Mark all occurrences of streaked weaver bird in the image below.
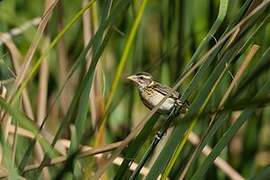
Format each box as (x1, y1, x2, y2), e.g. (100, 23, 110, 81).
(127, 72, 189, 115)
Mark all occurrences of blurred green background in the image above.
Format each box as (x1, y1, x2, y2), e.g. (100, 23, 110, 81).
(0, 0, 270, 179)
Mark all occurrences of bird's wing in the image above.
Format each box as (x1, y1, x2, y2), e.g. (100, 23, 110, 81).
(150, 82, 190, 113)
(151, 83, 180, 99)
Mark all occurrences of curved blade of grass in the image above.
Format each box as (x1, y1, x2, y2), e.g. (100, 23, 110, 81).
(67, 0, 134, 158)
(36, 28, 111, 178)
(186, 44, 266, 179)
(237, 44, 270, 95)
(35, 30, 106, 178)
(94, 0, 150, 177)
(18, 2, 132, 173)
(117, 0, 229, 177)
(145, 29, 249, 179)
(190, 78, 270, 180)
(161, 63, 228, 179)
(10, 0, 59, 97)
(163, 39, 260, 180)
(19, 1, 117, 172)
(96, 0, 149, 142)
(179, 15, 269, 179)
(146, 1, 270, 178)
(187, 0, 228, 66)
(97, 1, 270, 178)
(68, 0, 112, 156)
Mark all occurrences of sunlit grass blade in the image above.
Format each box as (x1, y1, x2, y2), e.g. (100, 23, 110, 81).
(96, 0, 149, 140)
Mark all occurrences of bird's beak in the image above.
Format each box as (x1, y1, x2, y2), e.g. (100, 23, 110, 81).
(127, 75, 137, 82)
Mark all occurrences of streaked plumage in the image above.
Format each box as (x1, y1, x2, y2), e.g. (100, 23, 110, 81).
(0, 83, 7, 118)
(0, 83, 7, 99)
(127, 72, 189, 114)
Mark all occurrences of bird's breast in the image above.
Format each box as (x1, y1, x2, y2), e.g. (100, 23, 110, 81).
(139, 88, 175, 113)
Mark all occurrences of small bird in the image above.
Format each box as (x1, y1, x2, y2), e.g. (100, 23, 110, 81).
(127, 72, 189, 114)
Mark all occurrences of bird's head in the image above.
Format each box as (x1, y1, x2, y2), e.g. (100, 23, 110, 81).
(127, 72, 154, 88)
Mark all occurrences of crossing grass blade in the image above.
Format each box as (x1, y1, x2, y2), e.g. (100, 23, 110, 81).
(191, 77, 270, 179)
(146, 1, 270, 179)
(178, 15, 270, 179)
(16, 1, 98, 174)
(96, 0, 149, 145)
(0, 97, 55, 154)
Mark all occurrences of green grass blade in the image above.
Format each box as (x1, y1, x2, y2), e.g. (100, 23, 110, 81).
(191, 78, 270, 180)
(249, 165, 270, 180)
(161, 66, 227, 179)
(113, 114, 159, 179)
(98, 0, 149, 135)
(11, 0, 96, 105)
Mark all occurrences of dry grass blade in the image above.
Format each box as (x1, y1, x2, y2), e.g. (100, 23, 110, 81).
(0, 34, 50, 178)
(3, 123, 244, 179)
(9, 0, 59, 100)
(0, 123, 151, 179)
(37, 38, 49, 126)
(82, 0, 96, 127)
(0, 17, 41, 46)
(0, 34, 50, 179)
(220, 44, 260, 106)
(82, 0, 102, 130)
(8, 125, 66, 156)
(56, 1, 71, 115)
(0, 137, 122, 178)
(2, 40, 35, 120)
(35, 31, 50, 178)
(188, 132, 244, 180)
(0, 6, 58, 169)
(0, 38, 26, 154)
